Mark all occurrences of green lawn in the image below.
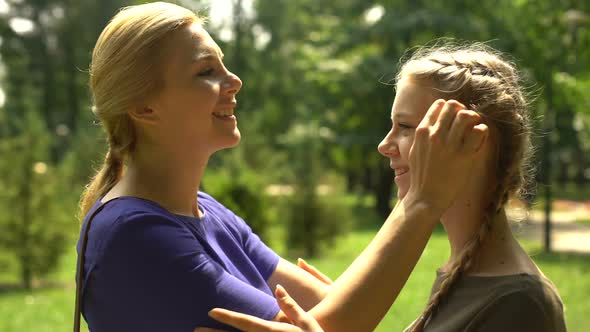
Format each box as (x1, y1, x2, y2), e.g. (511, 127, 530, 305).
(575, 218, 590, 227)
(0, 229, 588, 331)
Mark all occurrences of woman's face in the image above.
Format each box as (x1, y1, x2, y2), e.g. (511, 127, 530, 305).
(377, 79, 439, 199)
(147, 22, 243, 155)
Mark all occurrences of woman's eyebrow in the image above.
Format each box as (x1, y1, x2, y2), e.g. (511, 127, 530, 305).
(192, 53, 217, 63)
(192, 48, 224, 63)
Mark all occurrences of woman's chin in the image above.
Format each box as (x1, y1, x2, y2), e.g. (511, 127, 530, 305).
(397, 188, 408, 200)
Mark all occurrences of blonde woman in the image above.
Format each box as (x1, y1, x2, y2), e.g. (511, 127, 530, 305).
(204, 45, 567, 332)
(75, 2, 487, 332)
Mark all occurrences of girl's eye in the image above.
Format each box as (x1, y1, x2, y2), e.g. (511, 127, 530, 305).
(197, 68, 214, 76)
(398, 123, 414, 130)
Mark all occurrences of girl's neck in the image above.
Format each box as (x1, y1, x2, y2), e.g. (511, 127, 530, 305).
(441, 207, 539, 277)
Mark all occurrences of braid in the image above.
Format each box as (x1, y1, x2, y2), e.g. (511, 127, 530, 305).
(411, 183, 506, 332)
(78, 145, 124, 219)
(399, 42, 534, 332)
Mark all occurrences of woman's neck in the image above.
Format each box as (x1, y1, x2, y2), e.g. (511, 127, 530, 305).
(104, 144, 209, 218)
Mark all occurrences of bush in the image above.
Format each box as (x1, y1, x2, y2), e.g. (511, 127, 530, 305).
(284, 184, 352, 258)
(203, 168, 273, 242)
(0, 111, 76, 288)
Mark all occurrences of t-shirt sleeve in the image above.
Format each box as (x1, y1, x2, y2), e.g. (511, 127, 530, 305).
(232, 214, 280, 281)
(96, 212, 280, 332)
(472, 291, 553, 332)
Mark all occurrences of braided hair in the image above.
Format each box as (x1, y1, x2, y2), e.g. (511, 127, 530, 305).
(398, 43, 534, 332)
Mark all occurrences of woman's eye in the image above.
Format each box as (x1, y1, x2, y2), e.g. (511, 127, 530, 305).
(197, 68, 214, 76)
(398, 123, 414, 130)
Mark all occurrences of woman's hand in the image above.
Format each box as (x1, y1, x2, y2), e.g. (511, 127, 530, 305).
(405, 99, 488, 213)
(207, 285, 324, 332)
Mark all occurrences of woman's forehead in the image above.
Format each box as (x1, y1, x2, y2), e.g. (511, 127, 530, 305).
(167, 23, 223, 67)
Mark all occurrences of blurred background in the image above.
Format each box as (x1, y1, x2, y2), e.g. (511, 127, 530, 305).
(0, 0, 588, 331)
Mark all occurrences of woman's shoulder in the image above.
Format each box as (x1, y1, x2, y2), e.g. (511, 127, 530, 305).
(86, 196, 184, 238)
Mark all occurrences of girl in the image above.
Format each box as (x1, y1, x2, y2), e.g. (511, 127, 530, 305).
(205, 45, 567, 332)
(74, 2, 486, 332)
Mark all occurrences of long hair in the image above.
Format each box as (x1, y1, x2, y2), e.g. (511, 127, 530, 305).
(78, 2, 202, 219)
(399, 43, 534, 331)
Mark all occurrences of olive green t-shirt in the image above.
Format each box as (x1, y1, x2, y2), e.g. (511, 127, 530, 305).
(404, 272, 566, 332)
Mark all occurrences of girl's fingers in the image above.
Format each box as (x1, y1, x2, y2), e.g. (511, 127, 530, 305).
(208, 308, 275, 331)
(275, 285, 324, 332)
(275, 285, 308, 326)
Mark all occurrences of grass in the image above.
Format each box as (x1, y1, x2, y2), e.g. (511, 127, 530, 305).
(1, 229, 588, 332)
(300, 230, 590, 332)
(575, 218, 590, 227)
(1, 187, 589, 332)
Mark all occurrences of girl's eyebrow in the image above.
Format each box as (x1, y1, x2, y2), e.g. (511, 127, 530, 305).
(393, 112, 414, 120)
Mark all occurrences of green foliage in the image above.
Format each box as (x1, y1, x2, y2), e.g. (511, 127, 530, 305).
(284, 187, 352, 258)
(0, 111, 76, 288)
(204, 163, 273, 242)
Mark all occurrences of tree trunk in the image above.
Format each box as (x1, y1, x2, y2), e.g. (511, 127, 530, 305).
(374, 165, 394, 219)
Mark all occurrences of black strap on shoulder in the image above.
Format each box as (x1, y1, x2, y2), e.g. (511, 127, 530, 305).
(73, 201, 111, 332)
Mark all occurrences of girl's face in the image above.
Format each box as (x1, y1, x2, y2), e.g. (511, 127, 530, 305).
(146, 23, 243, 155)
(378, 79, 439, 199)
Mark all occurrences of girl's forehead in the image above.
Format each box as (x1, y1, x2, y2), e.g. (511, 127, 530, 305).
(391, 80, 439, 119)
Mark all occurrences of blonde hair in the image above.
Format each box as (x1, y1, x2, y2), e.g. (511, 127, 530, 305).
(399, 43, 534, 331)
(79, 2, 202, 218)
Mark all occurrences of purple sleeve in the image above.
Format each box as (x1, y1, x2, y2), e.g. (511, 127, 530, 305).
(232, 213, 280, 281)
(94, 212, 280, 332)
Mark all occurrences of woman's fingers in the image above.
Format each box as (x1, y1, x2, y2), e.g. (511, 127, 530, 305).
(447, 109, 481, 148)
(436, 100, 464, 134)
(297, 258, 333, 285)
(421, 99, 446, 127)
(407, 99, 486, 213)
(462, 123, 488, 154)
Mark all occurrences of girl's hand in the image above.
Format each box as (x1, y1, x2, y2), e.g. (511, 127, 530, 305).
(207, 285, 324, 332)
(297, 258, 333, 285)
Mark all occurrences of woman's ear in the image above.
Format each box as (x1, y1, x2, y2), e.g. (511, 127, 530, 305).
(128, 106, 159, 125)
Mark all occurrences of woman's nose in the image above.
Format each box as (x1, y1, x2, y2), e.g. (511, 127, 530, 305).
(222, 71, 242, 96)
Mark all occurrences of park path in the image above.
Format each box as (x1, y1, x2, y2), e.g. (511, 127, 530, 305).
(509, 200, 590, 254)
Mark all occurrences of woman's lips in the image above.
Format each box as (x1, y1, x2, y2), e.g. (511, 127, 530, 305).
(394, 167, 409, 177)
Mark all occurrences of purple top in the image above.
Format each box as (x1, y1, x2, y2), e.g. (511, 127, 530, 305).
(77, 192, 281, 332)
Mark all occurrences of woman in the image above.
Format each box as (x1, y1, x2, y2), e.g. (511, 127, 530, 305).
(203, 45, 567, 331)
(75, 2, 486, 332)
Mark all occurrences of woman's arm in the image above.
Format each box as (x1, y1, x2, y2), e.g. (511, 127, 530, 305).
(208, 100, 487, 332)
